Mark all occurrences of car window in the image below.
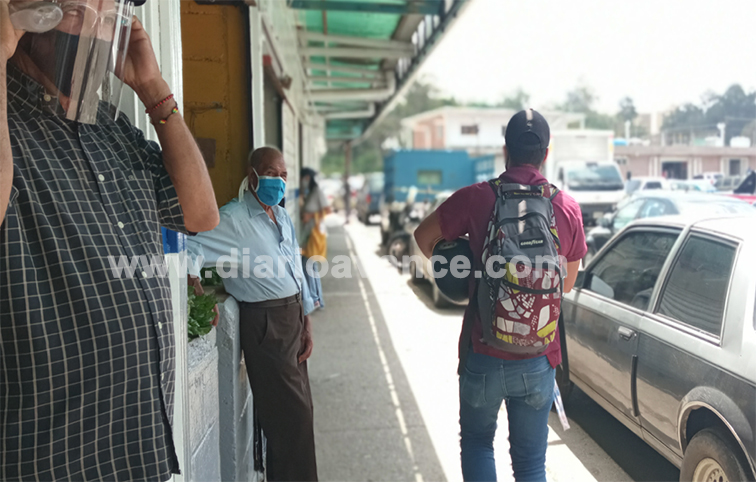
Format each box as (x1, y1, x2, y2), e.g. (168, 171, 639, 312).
(613, 199, 645, 230)
(639, 199, 670, 218)
(586, 230, 679, 310)
(645, 181, 663, 190)
(657, 236, 736, 337)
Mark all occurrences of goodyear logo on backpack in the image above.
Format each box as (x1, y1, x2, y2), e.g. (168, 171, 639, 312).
(519, 237, 545, 248)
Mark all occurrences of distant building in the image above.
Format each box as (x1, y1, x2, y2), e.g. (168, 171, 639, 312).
(615, 145, 756, 180)
(634, 111, 665, 137)
(400, 106, 586, 155)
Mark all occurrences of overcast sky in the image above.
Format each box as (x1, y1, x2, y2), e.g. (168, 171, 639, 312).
(418, 0, 756, 115)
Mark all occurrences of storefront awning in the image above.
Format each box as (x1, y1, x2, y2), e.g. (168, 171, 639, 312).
(291, 0, 469, 142)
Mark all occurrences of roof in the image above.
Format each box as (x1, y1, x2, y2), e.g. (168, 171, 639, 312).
(630, 191, 742, 201)
(630, 212, 756, 239)
(400, 106, 587, 129)
(615, 144, 756, 156)
(293, 0, 471, 142)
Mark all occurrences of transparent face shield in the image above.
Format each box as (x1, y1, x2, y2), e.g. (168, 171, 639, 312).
(12, 0, 135, 124)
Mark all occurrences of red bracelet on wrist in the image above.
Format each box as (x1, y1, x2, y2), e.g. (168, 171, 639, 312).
(146, 94, 175, 115)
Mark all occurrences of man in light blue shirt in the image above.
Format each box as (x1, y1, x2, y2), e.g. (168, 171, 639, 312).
(187, 147, 318, 481)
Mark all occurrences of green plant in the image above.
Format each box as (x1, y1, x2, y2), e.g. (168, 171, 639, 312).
(200, 267, 223, 287)
(187, 286, 216, 340)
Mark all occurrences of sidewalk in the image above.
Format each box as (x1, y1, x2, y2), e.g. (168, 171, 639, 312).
(308, 222, 447, 482)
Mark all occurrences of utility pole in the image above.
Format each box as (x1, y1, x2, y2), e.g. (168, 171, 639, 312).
(343, 142, 352, 224)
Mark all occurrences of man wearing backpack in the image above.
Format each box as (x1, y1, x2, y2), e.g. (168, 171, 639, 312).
(414, 109, 587, 482)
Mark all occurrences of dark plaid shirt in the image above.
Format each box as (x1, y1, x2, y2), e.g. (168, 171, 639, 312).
(1, 64, 185, 481)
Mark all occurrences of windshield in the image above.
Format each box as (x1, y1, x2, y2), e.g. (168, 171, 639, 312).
(565, 164, 624, 191)
(677, 200, 756, 216)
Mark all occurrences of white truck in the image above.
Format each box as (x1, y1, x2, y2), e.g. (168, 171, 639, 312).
(541, 130, 624, 225)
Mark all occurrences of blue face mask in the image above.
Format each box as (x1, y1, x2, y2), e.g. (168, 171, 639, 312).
(252, 168, 286, 206)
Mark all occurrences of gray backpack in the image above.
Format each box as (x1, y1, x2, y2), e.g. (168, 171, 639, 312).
(475, 180, 563, 355)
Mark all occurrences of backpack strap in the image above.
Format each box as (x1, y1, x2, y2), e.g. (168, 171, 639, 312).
(544, 184, 560, 201)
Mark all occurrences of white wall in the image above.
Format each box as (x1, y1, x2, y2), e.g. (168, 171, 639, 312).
(445, 112, 510, 150)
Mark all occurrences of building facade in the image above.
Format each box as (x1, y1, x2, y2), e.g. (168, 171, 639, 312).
(401, 106, 586, 155)
(615, 145, 756, 180)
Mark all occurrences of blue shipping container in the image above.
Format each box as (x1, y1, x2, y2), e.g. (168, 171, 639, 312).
(383, 150, 476, 203)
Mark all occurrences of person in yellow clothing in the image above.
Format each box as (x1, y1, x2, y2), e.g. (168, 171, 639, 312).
(299, 168, 332, 259)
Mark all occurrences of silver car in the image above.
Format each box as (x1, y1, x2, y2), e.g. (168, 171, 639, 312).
(560, 214, 756, 482)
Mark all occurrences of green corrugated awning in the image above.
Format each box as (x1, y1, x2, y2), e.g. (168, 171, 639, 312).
(291, 0, 469, 141)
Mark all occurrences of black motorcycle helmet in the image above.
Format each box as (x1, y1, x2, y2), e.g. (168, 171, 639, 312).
(432, 238, 473, 303)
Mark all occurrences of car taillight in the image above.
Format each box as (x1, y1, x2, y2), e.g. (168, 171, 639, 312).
(366, 194, 372, 204)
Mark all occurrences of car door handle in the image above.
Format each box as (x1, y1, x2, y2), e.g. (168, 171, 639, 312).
(618, 327, 637, 341)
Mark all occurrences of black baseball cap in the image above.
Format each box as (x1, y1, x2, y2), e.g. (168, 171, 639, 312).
(505, 109, 550, 151)
(132, 0, 147, 6)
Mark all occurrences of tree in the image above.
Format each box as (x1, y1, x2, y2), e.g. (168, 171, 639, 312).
(497, 88, 531, 110)
(662, 103, 706, 130)
(560, 84, 597, 113)
(703, 84, 756, 143)
(559, 84, 618, 130)
(617, 97, 638, 123)
(662, 84, 756, 145)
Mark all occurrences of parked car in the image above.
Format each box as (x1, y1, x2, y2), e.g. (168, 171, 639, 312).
(406, 191, 464, 308)
(585, 192, 753, 263)
(715, 175, 743, 192)
(356, 172, 384, 225)
(561, 215, 756, 481)
(625, 177, 668, 196)
(669, 179, 718, 193)
(693, 171, 723, 185)
(731, 170, 756, 204)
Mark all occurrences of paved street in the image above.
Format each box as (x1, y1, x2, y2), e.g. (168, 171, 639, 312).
(309, 216, 681, 482)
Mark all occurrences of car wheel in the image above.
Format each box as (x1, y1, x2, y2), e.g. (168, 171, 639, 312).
(432, 281, 450, 309)
(680, 428, 751, 482)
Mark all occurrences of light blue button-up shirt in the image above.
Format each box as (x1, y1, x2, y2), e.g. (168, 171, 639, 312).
(187, 192, 315, 314)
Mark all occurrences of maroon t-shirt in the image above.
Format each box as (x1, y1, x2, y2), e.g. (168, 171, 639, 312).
(437, 165, 587, 368)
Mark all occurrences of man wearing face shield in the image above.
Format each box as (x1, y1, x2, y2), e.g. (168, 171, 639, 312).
(0, 1, 219, 481)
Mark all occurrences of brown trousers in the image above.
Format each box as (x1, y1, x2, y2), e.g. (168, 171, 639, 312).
(239, 294, 318, 481)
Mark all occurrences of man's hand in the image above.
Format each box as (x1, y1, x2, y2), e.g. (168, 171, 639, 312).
(211, 305, 219, 327)
(188, 274, 204, 295)
(1, 1, 25, 61)
(298, 315, 314, 364)
(121, 17, 169, 108)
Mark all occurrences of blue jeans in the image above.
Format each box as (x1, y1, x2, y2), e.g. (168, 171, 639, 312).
(459, 352, 555, 482)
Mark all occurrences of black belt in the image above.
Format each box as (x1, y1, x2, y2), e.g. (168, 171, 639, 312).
(240, 292, 301, 309)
